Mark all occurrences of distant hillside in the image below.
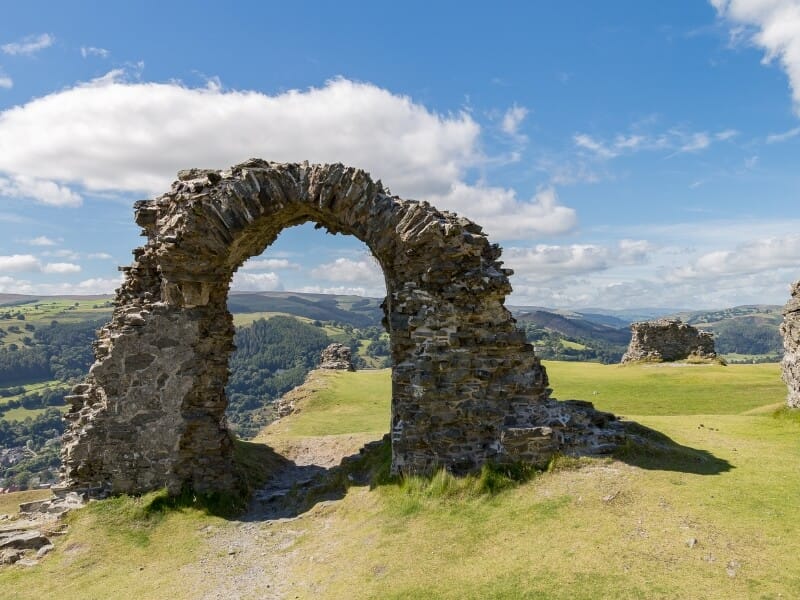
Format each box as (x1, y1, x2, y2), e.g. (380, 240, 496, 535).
(510, 306, 689, 326)
(228, 292, 383, 328)
(667, 305, 784, 359)
(515, 309, 631, 345)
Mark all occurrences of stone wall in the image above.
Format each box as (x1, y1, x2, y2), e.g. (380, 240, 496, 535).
(621, 319, 716, 364)
(60, 160, 623, 497)
(781, 280, 800, 408)
(319, 343, 355, 371)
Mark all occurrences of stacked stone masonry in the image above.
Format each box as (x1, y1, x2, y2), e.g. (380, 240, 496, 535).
(60, 160, 623, 497)
(621, 319, 716, 364)
(781, 280, 800, 408)
(319, 343, 355, 371)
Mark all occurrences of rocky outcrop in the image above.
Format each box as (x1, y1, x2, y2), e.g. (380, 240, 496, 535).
(621, 319, 716, 363)
(781, 280, 800, 408)
(319, 343, 355, 371)
(0, 490, 83, 566)
(60, 159, 624, 497)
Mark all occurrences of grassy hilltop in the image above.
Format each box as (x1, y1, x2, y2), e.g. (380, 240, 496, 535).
(2, 361, 799, 599)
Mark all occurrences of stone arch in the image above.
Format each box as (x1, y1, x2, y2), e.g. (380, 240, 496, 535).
(61, 160, 621, 496)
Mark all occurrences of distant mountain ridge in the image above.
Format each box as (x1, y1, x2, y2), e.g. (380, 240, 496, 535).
(0, 292, 785, 360)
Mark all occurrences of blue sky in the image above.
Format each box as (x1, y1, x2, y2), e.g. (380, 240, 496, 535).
(0, 1, 798, 309)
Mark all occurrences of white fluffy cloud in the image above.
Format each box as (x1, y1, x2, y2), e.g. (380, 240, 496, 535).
(0, 76, 477, 199)
(1, 33, 54, 56)
(712, 0, 800, 111)
(0, 175, 81, 207)
(0, 75, 576, 238)
(27, 236, 57, 246)
(230, 271, 282, 292)
(310, 257, 383, 283)
(668, 233, 800, 280)
(239, 258, 297, 271)
(298, 285, 374, 297)
(0, 254, 41, 273)
(0, 74, 11, 89)
(41, 262, 81, 274)
(505, 239, 651, 283)
(430, 185, 577, 239)
(0, 275, 121, 295)
(0, 254, 81, 275)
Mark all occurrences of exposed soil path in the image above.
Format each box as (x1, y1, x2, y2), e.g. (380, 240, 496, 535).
(182, 433, 379, 599)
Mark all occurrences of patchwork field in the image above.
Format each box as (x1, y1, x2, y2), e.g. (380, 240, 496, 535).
(2, 362, 798, 599)
(0, 298, 112, 348)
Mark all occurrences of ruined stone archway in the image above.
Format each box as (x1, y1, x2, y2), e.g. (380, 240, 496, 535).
(61, 160, 621, 496)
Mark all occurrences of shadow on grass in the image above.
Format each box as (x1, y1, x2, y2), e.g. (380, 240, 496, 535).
(232, 437, 390, 522)
(613, 420, 733, 475)
(147, 418, 734, 522)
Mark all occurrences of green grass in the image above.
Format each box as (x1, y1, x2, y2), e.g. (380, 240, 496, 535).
(0, 405, 67, 421)
(0, 299, 112, 347)
(545, 361, 785, 416)
(560, 339, 588, 350)
(265, 369, 391, 437)
(4, 361, 800, 599)
(0, 380, 63, 407)
(0, 489, 52, 515)
(231, 311, 314, 327)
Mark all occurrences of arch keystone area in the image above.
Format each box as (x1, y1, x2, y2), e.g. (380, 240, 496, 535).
(60, 160, 624, 496)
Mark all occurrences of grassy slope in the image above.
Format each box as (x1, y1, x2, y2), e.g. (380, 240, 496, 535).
(2, 363, 800, 599)
(0, 298, 112, 348)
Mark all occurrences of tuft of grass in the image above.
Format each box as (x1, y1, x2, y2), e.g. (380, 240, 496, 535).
(772, 405, 800, 424)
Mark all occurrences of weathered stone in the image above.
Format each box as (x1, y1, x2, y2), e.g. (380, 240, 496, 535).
(781, 280, 800, 408)
(319, 343, 355, 371)
(60, 160, 624, 497)
(0, 530, 50, 551)
(621, 319, 716, 364)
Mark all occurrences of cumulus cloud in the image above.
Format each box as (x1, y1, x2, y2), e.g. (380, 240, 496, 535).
(712, 0, 800, 112)
(41, 262, 81, 274)
(0, 175, 81, 207)
(310, 256, 383, 283)
(504, 239, 651, 282)
(298, 285, 376, 297)
(42, 249, 80, 260)
(0, 73, 11, 89)
(0, 75, 575, 239)
(230, 271, 282, 292)
(27, 236, 57, 246)
(0, 254, 41, 273)
(431, 185, 577, 239)
(0, 254, 81, 275)
(0, 275, 122, 295)
(239, 258, 297, 271)
(668, 233, 800, 280)
(1, 33, 54, 56)
(0, 76, 478, 199)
